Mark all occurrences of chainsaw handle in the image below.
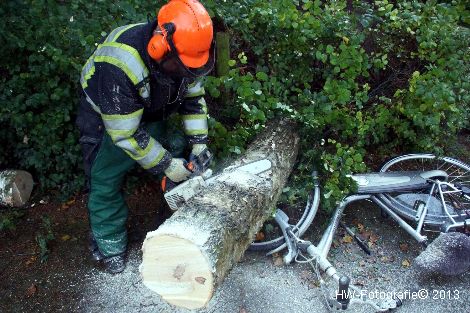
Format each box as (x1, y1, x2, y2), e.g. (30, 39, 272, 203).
(161, 176, 178, 193)
(162, 149, 213, 193)
(189, 149, 213, 176)
(162, 159, 197, 193)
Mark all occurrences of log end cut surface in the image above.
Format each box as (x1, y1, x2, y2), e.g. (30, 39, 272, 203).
(0, 170, 34, 207)
(141, 235, 214, 310)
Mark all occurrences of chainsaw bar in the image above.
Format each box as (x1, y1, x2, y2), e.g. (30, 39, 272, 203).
(164, 159, 272, 211)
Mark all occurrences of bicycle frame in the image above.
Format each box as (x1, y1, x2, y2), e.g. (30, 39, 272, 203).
(273, 167, 469, 312)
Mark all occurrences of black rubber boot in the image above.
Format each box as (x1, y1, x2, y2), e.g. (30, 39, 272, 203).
(88, 232, 105, 261)
(103, 253, 126, 274)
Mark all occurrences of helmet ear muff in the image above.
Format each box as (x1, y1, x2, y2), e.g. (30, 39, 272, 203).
(147, 33, 169, 61)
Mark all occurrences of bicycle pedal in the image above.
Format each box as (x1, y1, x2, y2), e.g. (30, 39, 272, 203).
(340, 222, 371, 255)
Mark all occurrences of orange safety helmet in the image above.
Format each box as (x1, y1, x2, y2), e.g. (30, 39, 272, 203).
(147, 0, 214, 77)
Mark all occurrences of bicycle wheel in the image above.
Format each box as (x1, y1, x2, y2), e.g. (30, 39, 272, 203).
(378, 154, 470, 229)
(249, 180, 321, 252)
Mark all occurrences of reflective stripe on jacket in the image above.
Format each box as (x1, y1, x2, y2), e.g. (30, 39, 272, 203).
(79, 22, 208, 175)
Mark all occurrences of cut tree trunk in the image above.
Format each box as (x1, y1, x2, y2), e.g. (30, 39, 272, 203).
(140, 118, 299, 309)
(0, 170, 34, 207)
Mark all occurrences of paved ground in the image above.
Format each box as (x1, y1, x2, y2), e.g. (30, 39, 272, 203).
(1, 197, 469, 313)
(78, 202, 470, 313)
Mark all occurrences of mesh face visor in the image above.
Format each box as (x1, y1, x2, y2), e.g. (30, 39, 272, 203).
(160, 23, 215, 79)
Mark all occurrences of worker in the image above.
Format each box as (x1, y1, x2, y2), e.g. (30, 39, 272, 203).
(75, 0, 214, 274)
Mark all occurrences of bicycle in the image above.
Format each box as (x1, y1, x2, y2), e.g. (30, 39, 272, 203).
(250, 154, 470, 312)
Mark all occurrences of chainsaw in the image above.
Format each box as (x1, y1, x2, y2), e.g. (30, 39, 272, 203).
(161, 148, 272, 211)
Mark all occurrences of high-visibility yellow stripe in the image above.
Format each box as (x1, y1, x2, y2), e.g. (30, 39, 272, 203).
(93, 43, 148, 85)
(105, 23, 145, 42)
(182, 114, 207, 121)
(184, 129, 209, 136)
(183, 120, 208, 134)
(118, 137, 151, 161)
(111, 135, 139, 156)
(136, 138, 155, 159)
(83, 92, 101, 113)
(112, 23, 145, 41)
(120, 137, 166, 169)
(199, 98, 208, 114)
(107, 128, 138, 141)
(105, 25, 127, 42)
(101, 109, 143, 121)
(94, 55, 139, 84)
(82, 23, 150, 97)
(101, 42, 149, 77)
(81, 58, 95, 89)
(128, 137, 143, 156)
(143, 148, 166, 169)
(186, 81, 205, 98)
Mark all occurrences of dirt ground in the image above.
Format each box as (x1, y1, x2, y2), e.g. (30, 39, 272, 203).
(0, 179, 163, 313)
(1, 182, 469, 313)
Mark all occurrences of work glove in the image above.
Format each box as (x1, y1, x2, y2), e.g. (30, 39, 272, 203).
(191, 144, 208, 158)
(163, 158, 192, 183)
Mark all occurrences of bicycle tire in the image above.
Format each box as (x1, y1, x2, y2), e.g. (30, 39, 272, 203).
(378, 154, 470, 227)
(248, 184, 321, 252)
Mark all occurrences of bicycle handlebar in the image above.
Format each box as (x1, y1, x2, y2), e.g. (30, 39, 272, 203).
(337, 276, 351, 309)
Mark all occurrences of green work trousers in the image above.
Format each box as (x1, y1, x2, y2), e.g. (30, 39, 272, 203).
(88, 121, 186, 257)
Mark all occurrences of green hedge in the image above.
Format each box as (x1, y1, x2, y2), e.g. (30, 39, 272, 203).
(0, 0, 158, 194)
(205, 0, 470, 208)
(1, 0, 469, 208)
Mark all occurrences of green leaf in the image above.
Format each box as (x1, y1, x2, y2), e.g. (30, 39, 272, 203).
(256, 72, 269, 81)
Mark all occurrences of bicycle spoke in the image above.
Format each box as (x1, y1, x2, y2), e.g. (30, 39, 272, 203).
(441, 163, 454, 174)
(380, 154, 470, 228)
(448, 177, 470, 184)
(446, 167, 464, 178)
(439, 161, 454, 172)
(394, 163, 406, 171)
(417, 158, 424, 171)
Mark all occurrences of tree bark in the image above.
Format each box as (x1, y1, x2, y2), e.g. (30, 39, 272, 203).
(140, 119, 299, 309)
(0, 170, 34, 207)
(215, 32, 230, 77)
